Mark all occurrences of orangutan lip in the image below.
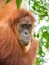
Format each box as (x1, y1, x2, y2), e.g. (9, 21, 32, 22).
(18, 40, 29, 46)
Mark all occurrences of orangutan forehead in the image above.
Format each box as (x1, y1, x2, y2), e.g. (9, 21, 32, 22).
(13, 10, 35, 25)
(17, 10, 35, 22)
(17, 14, 35, 23)
(17, 13, 34, 21)
(17, 13, 29, 20)
(18, 16, 33, 23)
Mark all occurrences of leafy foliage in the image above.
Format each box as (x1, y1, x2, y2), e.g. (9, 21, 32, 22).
(6, 0, 10, 3)
(16, 0, 22, 9)
(28, 0, 49, 21)
(6, 0, 22, 9)
(34, 26, 49, 65)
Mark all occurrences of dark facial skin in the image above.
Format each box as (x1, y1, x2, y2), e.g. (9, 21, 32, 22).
(15, 16, 33, 46)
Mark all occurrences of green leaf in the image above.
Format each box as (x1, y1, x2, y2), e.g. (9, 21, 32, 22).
(46, 26, 49, 33)
(16, 0, 22, 9)
(6, 0, 10, 3)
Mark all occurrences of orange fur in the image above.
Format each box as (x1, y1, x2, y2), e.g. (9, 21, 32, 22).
(0, 1, 39, 65)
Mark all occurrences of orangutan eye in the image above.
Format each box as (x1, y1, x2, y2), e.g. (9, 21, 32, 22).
(28, 24, 32, 29)
(21, 24, 27, 28)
